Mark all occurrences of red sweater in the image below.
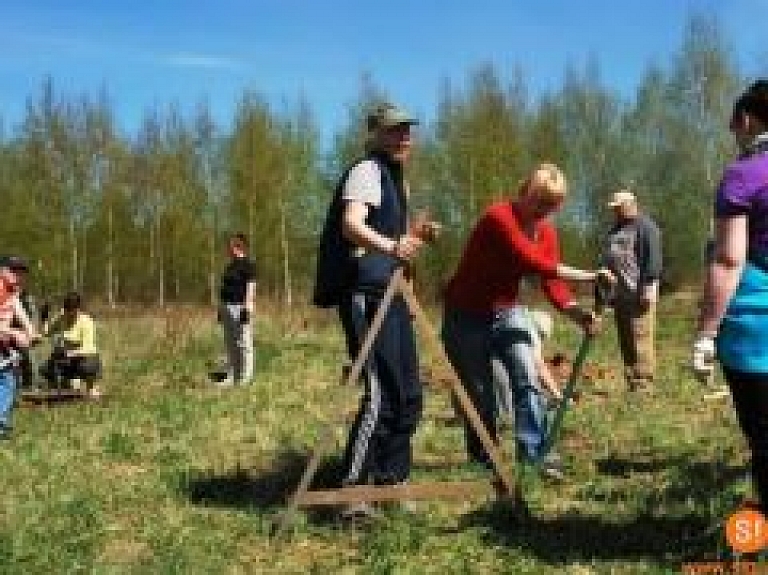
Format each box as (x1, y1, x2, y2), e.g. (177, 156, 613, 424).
(444, 201, 574, 314)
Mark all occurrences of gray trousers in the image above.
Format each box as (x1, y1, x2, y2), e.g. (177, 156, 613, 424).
(219, 303, 253, 383)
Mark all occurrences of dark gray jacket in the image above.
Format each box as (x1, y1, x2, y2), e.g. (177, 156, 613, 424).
(599, 213, 662, 299)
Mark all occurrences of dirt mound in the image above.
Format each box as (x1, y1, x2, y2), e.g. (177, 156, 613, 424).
(420, 352, 618, 388)
(545, 352, 618, 383)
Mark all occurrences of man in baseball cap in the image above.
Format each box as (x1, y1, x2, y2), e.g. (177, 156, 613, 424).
(607, 189, 637, 208)
(312, 99, 433, 519)
(598, 187, 663, 391)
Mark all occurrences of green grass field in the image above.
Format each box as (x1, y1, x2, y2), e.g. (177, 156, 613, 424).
(0, 296, 755, 574)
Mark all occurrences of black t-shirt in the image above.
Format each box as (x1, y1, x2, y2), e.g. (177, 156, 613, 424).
(219, 257, 256, 304)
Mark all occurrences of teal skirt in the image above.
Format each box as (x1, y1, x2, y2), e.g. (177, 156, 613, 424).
(717, 261, 768, 373)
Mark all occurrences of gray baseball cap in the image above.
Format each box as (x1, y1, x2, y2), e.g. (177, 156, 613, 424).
(366, 103, 419, 132)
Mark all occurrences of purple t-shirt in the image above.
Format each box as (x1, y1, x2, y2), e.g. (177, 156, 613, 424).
(715, 150, 768, 257)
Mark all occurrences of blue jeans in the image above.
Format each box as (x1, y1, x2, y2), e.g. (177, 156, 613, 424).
(0, 367, 17, 428)
(442, 306, 545, 462)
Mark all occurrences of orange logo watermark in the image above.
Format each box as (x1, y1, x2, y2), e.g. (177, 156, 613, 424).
(726, 509, 767, 554)
(681, 510, 768, 573)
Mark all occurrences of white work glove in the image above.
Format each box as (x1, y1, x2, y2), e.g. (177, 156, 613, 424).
(691, 334, 716, 383)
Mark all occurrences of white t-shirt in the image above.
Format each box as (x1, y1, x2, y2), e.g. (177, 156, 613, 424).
(342, 160, 383, 207)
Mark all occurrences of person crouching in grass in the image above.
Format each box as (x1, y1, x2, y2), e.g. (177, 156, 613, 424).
(41, 291, 102, 398)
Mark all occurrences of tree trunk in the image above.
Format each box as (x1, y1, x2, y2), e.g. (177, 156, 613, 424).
(158, 262, 165, 308)
(69, 218, 78, 291)
(209, 227, 216, 307)
(248, 202, 255, 258)
(106, 207, 115, 308)
(468, 156, 476, 222)
(279, 182, 292, 307)
(79, 226, 87, 292)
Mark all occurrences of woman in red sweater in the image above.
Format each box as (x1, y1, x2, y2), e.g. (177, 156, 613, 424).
(442, 163, 611, 479)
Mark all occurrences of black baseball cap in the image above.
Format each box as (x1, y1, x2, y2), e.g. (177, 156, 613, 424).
(0, 255, 29, 271)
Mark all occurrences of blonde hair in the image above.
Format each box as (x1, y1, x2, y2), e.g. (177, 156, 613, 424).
(519, 163, 567, 200)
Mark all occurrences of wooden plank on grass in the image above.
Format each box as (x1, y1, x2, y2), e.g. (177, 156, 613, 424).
(294, 480, 495, 506)
(20, 390, 88, 403)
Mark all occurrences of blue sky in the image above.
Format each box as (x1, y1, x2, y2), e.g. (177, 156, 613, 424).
(2, 0, 766, 143)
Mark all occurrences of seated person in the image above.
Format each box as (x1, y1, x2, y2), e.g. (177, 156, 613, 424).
(40, 291, 102, 395)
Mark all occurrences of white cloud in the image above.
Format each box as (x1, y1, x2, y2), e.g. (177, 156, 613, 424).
(163, 53, 247, 72)
(3, 31, 248, 74)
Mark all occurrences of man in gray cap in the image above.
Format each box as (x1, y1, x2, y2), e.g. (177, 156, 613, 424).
(597, 189, 663, 391)
(313, 101, 437, 518)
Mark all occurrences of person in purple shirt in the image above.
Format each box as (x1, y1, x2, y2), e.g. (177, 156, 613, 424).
(694, 79, 768, 514)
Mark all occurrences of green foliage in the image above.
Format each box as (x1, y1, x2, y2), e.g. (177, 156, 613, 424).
(0, 12, 748, 301)
(0, 298, 755, 573)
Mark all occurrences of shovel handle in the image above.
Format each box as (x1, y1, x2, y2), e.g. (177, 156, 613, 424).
(538, 333, 593, 460)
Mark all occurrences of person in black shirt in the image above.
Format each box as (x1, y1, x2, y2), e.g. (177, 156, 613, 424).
(217, 233, 256, 386)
